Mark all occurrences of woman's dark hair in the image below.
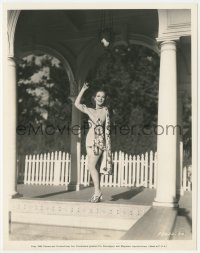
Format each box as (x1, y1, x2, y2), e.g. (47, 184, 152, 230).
(91, 88, 109, 107)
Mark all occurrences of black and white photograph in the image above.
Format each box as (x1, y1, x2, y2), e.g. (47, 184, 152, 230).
(2, 1, 198, 251)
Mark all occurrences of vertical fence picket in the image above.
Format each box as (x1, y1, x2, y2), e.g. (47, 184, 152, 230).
(38, 154, 43, 185)
(35, 154, 39, 184)
(120, 152, 125, 186)
(124, 154, 128, 187)
(54, 151, 62, 186)
(65, 154, 68, 185)
(64, 153, 69, 184)
(117, 152, 121, 187)
(49, 152, 54, 185)
(42, 153, 47, 185)
(132, 155, 136, 187)
(46, 153, 50, 185)
(113, 152, 118, 187)
(68, 153, 71, 184)
(64, 153, 68, 186)
(136, 155, 140, 187)
(27, 155, 32, 184)
(153, 152, 157, 188)
(149, 151, 153, 188)
(28, 155, 32, 184)
(87, 155, 91, 186)
(60, 152, 65, 185)
(140, 154, 145, 186)
(24, 155, 28, 184)
(180, 142, 183, 191)
(128, 155, 132, 186)
(108, 153, 113, 187)
(108, 174, 113, 187)
(83, 154, 87, 186)
(68, 154, 71, 183)
(80, 155, 84, 185)
(83, 155, 87, 186)
(59, 151, 62, 185)
(30, 155, 36, 185)
(144, 152, 148, 187)
(53, 151, 58, 185)
(29, 155, 33, 184)
(100, 174, 104, 187)
(108, 152, 114, 187)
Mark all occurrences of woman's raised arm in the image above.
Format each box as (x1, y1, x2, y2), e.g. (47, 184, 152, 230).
(74, 82, 89, 113)
(74, 83, 96, 123)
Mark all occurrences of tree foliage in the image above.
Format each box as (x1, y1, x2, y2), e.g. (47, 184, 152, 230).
(17, 54, 71, 155)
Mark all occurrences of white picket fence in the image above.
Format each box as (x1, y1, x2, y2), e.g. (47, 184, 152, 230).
(24, 152, 71, 186)
(23, 150, 192, 191)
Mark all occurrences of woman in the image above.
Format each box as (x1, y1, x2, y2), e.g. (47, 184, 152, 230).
(75, 82, 112, 203)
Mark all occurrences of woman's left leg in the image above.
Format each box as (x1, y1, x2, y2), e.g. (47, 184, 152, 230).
(87, 147, 102, 196)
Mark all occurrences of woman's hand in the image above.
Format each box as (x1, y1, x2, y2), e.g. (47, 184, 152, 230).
(81, 82, 89, 91)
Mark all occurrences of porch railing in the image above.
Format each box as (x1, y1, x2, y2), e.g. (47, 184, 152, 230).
(20, 151, 192, 192)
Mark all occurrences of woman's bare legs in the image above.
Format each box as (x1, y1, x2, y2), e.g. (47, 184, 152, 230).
(87, 147, 102, 196)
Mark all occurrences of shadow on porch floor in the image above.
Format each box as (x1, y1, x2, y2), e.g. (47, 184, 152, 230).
(16, 184, 156, 205)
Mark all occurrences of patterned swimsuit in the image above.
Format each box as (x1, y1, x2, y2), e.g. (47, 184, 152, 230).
(83, 105, 112, 175)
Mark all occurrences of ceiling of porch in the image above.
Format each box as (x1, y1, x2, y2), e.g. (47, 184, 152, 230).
(14, 9, 159, 57)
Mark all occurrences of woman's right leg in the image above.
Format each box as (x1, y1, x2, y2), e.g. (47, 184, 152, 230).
(87, 147, 102, 196)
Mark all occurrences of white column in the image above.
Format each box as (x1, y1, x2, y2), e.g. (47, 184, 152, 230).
(153, 41, 178, 207)
(67, 96, 81, 191)
(5, 57, 18, 197)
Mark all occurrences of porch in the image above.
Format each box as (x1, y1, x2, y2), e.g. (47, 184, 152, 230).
(5, 8, 194, 247)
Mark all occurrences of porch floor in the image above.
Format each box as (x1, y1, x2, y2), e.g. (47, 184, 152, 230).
(10, 185, 192, 241)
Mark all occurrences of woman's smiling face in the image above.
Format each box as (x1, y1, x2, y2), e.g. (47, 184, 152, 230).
(95, 91, 106, 106)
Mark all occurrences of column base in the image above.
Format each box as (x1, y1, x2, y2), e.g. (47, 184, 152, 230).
(66, 183, 84, 191)
(153, 200, 179, 208)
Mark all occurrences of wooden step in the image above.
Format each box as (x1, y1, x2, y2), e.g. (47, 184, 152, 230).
(10, 198, 151, 231)
(122, 206, 178, 239)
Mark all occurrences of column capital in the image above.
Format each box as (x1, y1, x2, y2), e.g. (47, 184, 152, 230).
(8, 56, 16, 66)
(8, 56, 24, 67)
(160, 40, 177, 52)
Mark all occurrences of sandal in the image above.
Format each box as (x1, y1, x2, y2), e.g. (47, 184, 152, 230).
(88, 194, 95, 202)
(90, 192, 103, 203)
